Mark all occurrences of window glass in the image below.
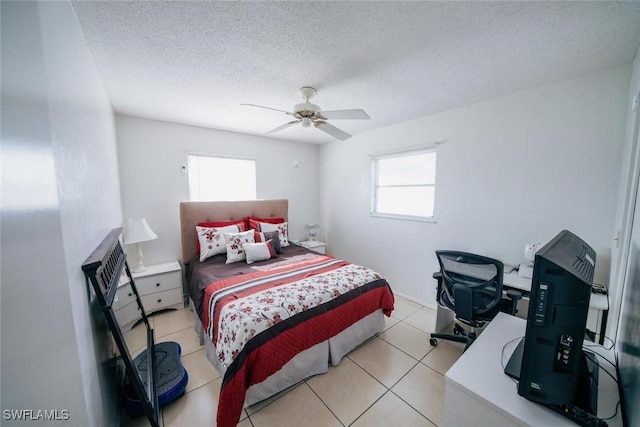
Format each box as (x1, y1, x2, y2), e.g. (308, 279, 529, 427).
(187, 155, 256, 201)
(372, 148, 437, 221)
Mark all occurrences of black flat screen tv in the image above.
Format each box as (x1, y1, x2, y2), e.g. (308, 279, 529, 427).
(505, 230, 603, 425)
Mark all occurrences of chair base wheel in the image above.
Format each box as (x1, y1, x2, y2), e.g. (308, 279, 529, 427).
(429, 338, 438, 346)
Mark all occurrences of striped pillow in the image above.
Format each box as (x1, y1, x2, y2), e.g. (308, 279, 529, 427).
(243, 240, 277, 264)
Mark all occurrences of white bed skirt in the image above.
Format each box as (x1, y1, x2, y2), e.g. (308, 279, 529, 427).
(189, 299, 384, 407)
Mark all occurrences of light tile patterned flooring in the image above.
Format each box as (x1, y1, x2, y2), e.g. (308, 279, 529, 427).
(122, 296, 464, 427)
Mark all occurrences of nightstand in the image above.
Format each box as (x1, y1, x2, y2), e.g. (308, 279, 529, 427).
(114, 261, 183, 330)
(299, 240, 326, 254)
(133, 260, 183, 313)
(113, 277, 139, 331)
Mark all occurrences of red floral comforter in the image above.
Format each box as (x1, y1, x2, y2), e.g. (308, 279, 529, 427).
(201, 254, 394, 427)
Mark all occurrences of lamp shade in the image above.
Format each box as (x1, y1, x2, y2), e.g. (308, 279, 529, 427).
(124, 218, 158, 244)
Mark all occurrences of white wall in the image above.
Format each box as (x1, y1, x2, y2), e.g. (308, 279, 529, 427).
(1, 1, 122, 425)
(608, 45, 640, 339)
(320, 66, 631, 308)
(116, 115, 319, 265)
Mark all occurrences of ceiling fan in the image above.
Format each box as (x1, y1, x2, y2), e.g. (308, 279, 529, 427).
(241, 86, 370, 140)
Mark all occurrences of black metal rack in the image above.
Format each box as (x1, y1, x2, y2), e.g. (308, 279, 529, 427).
(82, 228, 159, 427)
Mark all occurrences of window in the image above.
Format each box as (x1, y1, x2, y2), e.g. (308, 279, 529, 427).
(371, 147, 437, 221)
(187, 154, 256, 201)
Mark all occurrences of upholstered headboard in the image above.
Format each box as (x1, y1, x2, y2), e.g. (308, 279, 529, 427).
(179, 199, 288, 264)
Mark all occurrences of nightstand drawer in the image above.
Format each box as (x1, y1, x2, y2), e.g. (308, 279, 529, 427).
(114, 301, 141, 327)
(141, 288, 182, 312)
(113, 283, 137, 311)
(135, 270, 181, 296)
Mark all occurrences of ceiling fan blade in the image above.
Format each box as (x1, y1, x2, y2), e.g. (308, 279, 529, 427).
(320, 109, 370, 120)
(267, 120, 300, 134)
(315, 122, 352, 140)
(241, 103, 294, 116)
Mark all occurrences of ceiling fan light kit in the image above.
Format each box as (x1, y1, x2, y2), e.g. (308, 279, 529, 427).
(241, 86, 370, 141)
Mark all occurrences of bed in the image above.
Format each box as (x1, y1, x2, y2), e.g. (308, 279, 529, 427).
(179, 199, 394, 427)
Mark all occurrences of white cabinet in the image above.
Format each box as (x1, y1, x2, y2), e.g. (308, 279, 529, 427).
(299, 240, 326, 254)
(113, 283, 139, 329)
(114, 261, 182, 330)
(132, 261, 183, 312)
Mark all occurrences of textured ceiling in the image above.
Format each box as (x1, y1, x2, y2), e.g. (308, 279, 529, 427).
(71, 1, 640, 144)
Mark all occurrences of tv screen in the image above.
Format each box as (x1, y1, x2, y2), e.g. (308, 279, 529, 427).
(505, 230, 599, 423)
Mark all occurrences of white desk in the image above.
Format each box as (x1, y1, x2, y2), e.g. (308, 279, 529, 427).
(444, 312, 622, 427)
(503, 271, 609, 344)
(503, 272, 608, 310)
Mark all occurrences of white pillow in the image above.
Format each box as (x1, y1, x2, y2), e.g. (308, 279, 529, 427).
(196, 224, 242, 262)
(223, 230, 255, 264)
(243, 240, 277, 264)
(258, 221, 289, 247)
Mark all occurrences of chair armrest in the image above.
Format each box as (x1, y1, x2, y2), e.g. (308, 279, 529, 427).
(506, 289, 522, 300)
(433, 272, 443, 304)
(505, 289, 523, 315)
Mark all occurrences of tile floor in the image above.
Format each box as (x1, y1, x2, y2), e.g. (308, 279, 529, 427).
(122, 296, 464, 427)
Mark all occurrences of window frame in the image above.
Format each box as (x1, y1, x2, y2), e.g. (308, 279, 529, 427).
(186, 153, 257, 202)
(370, 145, 438, 223)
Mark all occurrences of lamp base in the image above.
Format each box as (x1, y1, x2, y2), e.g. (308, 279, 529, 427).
(132, 262, 147, 274)
(132, 243, 146, 274)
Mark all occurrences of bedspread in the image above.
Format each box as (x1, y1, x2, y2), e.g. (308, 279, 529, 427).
(201, 254, 394, 427)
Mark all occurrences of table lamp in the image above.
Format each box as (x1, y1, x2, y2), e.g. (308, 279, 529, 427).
(124, 218, 158, 273)
(306, 223, 320, 241)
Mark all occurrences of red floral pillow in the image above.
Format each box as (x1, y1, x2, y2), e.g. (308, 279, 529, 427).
(196, 223, 244, 262)
(223, 230, 255, 264)
(196, 219, 247, 253)
(257, 221, 289, 247)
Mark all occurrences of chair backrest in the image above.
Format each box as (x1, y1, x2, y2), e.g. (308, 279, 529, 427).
(436, 250, 504, 323)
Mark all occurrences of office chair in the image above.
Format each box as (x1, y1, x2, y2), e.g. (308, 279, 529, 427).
(429, 251, 522, 350)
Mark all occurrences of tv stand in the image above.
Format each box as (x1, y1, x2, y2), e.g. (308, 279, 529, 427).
(444, 312, 621, 426)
